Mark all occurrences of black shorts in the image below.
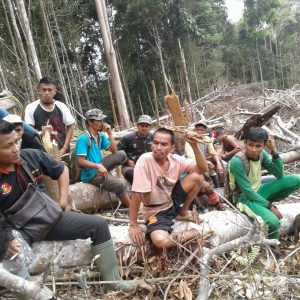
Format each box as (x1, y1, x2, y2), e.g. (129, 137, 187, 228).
(145, 180, 187, 235)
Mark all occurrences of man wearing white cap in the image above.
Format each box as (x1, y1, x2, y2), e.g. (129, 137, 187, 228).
(75, 109, 131, 207)
(118, 115, 153, 183)
(3, 114, 45, 151)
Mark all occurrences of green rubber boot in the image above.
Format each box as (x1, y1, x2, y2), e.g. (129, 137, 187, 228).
(91, 239, 136, 292)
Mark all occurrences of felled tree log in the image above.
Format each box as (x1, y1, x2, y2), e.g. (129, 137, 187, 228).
(281, 151, 300, 164)
(43, 178, 120, 212)
(27, 203, 300, 275)
(0, 265, 54, 300)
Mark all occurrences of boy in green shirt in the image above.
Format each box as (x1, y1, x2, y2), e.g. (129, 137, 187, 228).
(229, 127, 300, 239)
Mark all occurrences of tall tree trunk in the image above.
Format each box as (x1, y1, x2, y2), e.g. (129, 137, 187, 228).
(114, 34, 135, 123)
(108, 79, 119, 130)
(16, 0, 42, 80)
(74, 50, 92, 110)
(0, 64, 7, 89)
(94, 0, 130, 129)
(2, 0, 22, 73)
(138, 94, 144, 115)
(61, 0, 92, 111)
(153, 25, 168, 96)
(255, 39, 264, 91)
(269, 35, 277, 88)
(39, 0, 83, 125)
(46, 1, 74, 107)
(151, 80, 160, 125)
(6, 0, 35, 102)
(279, 37, 284, 88)
(178, 39, 195, 121)
(250, 56, 257, 82)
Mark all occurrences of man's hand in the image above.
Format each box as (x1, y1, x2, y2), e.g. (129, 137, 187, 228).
(42, 124, 53, 134)
(184, 130, 198, 146)
(129, 224, 145, 246)
(127, 160, 135, 168)
(97, 164, 108, 177)
(216, 163, 223, 175)
(4, 239, 20, 260)
(59, 147, 68, 157)
(102, 122, 112, 134)
(266, 135, 277, 152)
(270, 204, 283, 219)
(220, 153, 226, 160)
(207, 160, 215, 170)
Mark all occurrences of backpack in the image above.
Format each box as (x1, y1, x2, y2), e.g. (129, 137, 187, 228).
(69, 130, 102, 183)
(223, 151, 263, 205)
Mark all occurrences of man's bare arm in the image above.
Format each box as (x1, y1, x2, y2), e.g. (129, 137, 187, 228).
(129, 192, 149, 246)
(185, 131, 208, 173)
(60, 124, 74, 156)
(57, 165, 69, 210)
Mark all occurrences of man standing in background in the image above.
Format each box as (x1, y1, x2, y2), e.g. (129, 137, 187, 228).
(25, 76, 75, 157)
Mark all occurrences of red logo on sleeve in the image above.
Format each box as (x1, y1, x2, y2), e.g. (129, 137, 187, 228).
(0, 183, 12, 195)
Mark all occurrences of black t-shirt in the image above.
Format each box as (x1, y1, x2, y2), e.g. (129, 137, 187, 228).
(0, 149, 64, 212)
(33, 105, 66, 150)
(117, 131, 153, 163)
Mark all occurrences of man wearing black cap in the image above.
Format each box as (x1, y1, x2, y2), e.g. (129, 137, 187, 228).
(118, 115, 153, 183)
(74, 109, 131, 207)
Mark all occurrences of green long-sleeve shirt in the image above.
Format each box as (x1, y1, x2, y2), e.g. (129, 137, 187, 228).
(229, 150, 283, 207)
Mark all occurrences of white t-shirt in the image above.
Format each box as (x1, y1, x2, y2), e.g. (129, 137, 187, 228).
(25, 100, 75, 127)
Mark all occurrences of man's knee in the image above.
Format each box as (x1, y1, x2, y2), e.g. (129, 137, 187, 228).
(291, 175, 300, 188)
(104, 177, 127, 197)
(113, 150, 128, 165)
(88, 215, 111, 244)
(182, 173, 204, 189)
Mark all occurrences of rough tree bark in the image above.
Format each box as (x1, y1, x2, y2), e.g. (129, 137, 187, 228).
(94, 0, 130, 129)
(5, 0, 35, 102)
(16, 0, 42, 80)
(178, 38, 195, 122)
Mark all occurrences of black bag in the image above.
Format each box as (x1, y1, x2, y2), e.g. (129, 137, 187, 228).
(3, 161, 63, 242)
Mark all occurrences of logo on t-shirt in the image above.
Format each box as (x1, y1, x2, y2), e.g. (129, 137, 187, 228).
(156, 176, 174, 193)
(0, 182, 12, 195)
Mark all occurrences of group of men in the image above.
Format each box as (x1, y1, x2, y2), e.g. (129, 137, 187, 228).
(1, 75, 300, 296)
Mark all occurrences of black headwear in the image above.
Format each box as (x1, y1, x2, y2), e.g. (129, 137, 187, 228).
(245, 127, 268, 142)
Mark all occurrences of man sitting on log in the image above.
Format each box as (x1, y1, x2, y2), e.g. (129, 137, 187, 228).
(129, 127, 208, 249)
(75, 108, 131, 207)
(3, 114, 45, 151)
(229, 127, 300, 239)
(214, 128, 242, 162)
(0, 108, 38, 137)
(118, 114, 153, 184)
(0, 119, 137, 293)
(185, 121, 224, 187)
